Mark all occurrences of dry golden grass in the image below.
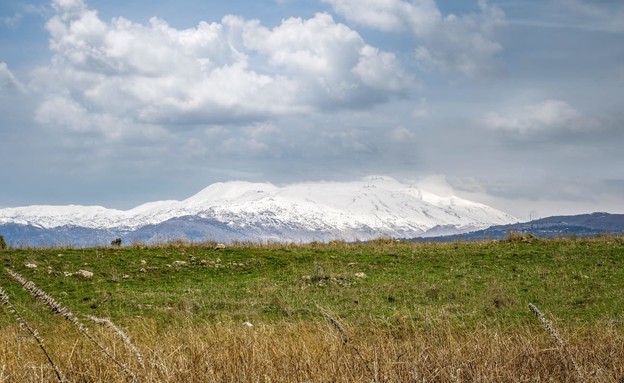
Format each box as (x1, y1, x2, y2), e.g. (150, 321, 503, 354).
(1, 318, 624, 383)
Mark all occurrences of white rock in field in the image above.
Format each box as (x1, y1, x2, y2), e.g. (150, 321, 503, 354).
(214, 243, 226, 250)
(354, 272, 367, 279)
(25, 263, 37, 269)
(242, 321, 253, 327)
(173, 260, 187, 266)
(76, 270, 94, 278)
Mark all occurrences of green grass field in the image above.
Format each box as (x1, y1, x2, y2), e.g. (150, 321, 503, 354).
(3, 236, 624, 326)
(1, 236, 624, 382)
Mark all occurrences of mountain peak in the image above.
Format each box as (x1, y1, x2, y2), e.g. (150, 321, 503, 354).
(0, 177, 517, 246)
(185, 181, 278, 204)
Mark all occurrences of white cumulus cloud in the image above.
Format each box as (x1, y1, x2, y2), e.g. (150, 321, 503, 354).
(322, 0, 506, 78)
(33, 0, 414, 141)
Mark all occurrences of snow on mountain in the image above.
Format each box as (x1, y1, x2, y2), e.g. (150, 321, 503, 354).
(0, 176, 517, 244)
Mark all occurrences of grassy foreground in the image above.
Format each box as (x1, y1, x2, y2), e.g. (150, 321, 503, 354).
(1, 236, 624, 382)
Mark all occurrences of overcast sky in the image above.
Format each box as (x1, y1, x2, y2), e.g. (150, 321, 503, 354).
(1, 0, 623, 220)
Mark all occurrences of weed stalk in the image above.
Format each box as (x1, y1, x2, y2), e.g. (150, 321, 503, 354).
(0, 286, 65, 383)
(528, 303, 583, 381)
(5, 268, 137, 381)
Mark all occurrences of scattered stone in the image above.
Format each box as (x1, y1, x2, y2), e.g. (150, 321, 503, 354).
(63, 272, 73, 277)
(354, 272, 367, 279)
(140, 260, 147, 265)
(173, 261, 187, 267)
(25, 263, 37, 269)
(242, 321, 253, 327)
(214, 243, 226, 250)
(122, 274, 131, 279)
(76, 270, 94, 278)
(140, 268, 147, 273)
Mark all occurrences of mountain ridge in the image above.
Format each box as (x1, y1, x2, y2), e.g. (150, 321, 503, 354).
(0, 176, 517, 247)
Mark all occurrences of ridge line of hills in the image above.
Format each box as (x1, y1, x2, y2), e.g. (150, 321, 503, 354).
(1, 178, 621, 247)
(409, 212, 624, 242)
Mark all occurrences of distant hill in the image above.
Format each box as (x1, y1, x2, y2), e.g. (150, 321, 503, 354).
(409, 212, 624, 242)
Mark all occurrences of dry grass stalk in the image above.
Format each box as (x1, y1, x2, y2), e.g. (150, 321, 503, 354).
(317, 306, 383, 382)
(1, 319, 623, 382)
(0, 286, 65, 383)
(4, 268, 137, 381)
(87, 315, 145, 368)
(5, 268, 89, 333)
(528, 303, 583, 381)
(318, 305, 349, 344)
(528, 303, 564, 348)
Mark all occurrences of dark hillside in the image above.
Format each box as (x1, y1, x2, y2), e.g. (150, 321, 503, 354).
(410, 212, 624, 242)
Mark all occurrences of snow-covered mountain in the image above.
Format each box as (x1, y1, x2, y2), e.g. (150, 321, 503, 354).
(0, 176, 517, 247)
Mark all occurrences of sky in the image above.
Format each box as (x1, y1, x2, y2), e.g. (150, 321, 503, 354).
(1, 0, 623, 220)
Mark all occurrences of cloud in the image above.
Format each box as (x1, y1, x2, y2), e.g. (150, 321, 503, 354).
(34, 96, 136, 140)
(415, 174, 456, 197)
(227, 13, 413, 106)
(412, 97, 429, 118)
(483, 99, 582, 134)
(322, 0, 506, 78)
(33, 0, 413, 142)
(221, 122, 281, 157)
(388, 126, 415, 142)
(321, 0, 440, 33)
(1, 13, 23, 28)
(557, 0, 624, 32)
(448, 175, 624, 220)
(0, 62, 24, 93)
